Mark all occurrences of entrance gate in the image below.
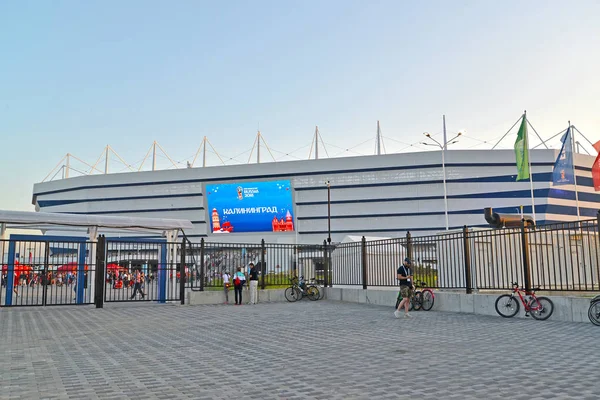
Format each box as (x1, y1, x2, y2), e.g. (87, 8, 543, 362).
(101, 237, 182, 304)
(1, 235, 185, 308)
(1, 234, 95, 307)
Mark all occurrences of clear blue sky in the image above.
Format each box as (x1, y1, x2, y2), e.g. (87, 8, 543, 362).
(1, 0, 599, 211)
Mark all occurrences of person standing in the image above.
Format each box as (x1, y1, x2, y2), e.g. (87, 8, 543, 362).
(130, 269, 145, 300)
(13, 272, 19, 297)
(222, 270, 231, 304)
(248, 262, 259, 305)
(395, 258, 414, 318)
(233, 267, 246, 305)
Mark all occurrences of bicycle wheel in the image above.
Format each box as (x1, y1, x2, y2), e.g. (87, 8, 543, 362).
(306, 286, 320, 301)
(284, 287, 300, 302)
(529, 296, 554, 321)
(395, 292, 401, 309)
(495, 294, 519, 318)
(588, 300, 600, 326)
(412, 291, 423, 311)
(421, 290, 435, 311)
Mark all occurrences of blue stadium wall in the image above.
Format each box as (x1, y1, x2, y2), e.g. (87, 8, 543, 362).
(31, 149, 600, 244)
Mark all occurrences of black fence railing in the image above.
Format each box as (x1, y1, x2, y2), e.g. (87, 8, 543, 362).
(103, 239, 182, 303)
(1, 236, 184, 308)
(1, 238, 95, 307)
(185, 239, 329, 291)
(182, 215, 600, 294)
(2, 215, 599, 308)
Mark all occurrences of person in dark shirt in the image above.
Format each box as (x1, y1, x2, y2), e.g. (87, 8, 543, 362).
(130, 270, 145, 300)
(395, 257, 414, 318)
(248, 262, 259, 304)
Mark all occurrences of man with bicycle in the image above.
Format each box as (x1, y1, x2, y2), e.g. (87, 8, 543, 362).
(395, 257, 414, 318)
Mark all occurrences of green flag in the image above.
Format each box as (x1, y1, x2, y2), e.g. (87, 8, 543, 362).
(514, 115, 530, 181)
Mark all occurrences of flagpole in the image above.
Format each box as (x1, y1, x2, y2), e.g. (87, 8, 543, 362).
(524, 111, 536, 222)
(570, 121, 581, 220)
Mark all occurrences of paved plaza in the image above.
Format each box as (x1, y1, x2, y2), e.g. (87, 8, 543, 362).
(0, 300, 599, 400)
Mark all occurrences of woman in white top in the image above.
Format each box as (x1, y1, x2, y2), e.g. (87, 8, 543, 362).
(233, 267, 246, 305)
(222, 271, 231, 304)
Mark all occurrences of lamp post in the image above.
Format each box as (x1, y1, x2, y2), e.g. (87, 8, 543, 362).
(326, 181, 331, 244)
(422, 132, 462, 231)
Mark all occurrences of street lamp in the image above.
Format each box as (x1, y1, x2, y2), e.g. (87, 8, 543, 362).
(326, 181, 331, 243)
(421, 131, 462, 231)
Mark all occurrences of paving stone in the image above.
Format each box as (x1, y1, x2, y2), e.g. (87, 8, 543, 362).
(0, 301, 599, 399)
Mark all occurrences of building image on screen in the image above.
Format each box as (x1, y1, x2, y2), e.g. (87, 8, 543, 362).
(206, 180, 295, 233)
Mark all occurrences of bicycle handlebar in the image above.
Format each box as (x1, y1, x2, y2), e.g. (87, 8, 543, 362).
(511, 282, 540, 293)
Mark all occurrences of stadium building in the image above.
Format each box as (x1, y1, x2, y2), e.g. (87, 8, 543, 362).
(31, 148, 600, 244)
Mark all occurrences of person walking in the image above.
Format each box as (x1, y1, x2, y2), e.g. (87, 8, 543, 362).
(222, 270, 231, 304)
(233, 267, 246, 305)
(130, 269, 145, 300)
(395, 257, 414, 318)
(248, 262, 259, 304)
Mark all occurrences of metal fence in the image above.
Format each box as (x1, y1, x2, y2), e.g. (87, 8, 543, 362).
(185, 239, 328, 291)
(104, 239, 182, 303)
(1, 236, 184, 308)
(2, 215, 599, 308)
(1, 237, 96, 307)
(183, 215, 600, 294)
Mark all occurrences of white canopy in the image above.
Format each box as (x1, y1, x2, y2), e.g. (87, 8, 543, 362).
(0, 210, 193, 233)
(340, 235, 392, 243)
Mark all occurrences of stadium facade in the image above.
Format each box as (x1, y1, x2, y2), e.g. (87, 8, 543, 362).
(31, 149, 600, 244)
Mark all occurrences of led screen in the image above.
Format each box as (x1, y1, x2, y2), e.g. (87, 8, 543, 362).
(206, 180, 294, 233)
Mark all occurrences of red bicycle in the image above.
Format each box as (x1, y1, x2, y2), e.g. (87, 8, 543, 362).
(413, 281, 435, 311)
(394, 281, 435, 311)
(495, 282, 554, 320)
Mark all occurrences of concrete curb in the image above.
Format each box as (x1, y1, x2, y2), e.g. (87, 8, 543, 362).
(187, 288, 289, 305)
(324, 287, 595, 324)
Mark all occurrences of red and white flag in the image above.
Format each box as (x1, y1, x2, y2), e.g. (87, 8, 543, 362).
(593, 140, 600, 191)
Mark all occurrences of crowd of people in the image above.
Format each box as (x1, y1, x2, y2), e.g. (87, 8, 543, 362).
(106, 270, 154, 289)
(222, 262, 260, 305)
(0, 270, 89, 298)
(1, 271, 82, 288)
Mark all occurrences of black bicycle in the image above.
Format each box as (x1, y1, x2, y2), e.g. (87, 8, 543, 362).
(284, 276, 320, 302)
(394, 281, 432, 311)
(588, 295, 600, 326)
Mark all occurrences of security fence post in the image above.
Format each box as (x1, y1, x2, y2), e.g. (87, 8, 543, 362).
(179, 238, 186, 305)
(322, 240, 329, 287)
(261, 239, 266, 290)
(463, 226, 473, 294)
(406, 231, 413, 261)
(42, 241, 50, 306)
(361, 236, 368, 289)
(199, 238, 205, 292)
(521, 219, 533, 293)
(328, 243, 333, 288)
(95, 235, 106, 309)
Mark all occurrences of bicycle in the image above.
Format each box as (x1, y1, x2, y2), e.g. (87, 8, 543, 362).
(394, 281, 427, 311)
(495, 282, 554, 320)
(284, 276, 320, 302)
(411, 281, 435, 311)
(587, 295, 600, 326)
(305, 277, 325, 300)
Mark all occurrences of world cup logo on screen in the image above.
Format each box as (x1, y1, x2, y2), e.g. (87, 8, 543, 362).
(237, 186, 243, 200)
